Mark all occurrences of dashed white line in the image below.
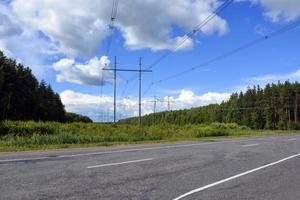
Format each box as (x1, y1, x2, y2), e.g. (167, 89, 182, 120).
(242, 143, 259, 147)
(287, 138, 297, 141)
(87, 158, 153, 169)
(1, 136, 295, 163)
(172, 153, 300, 200)
(0, 140, 238, 163)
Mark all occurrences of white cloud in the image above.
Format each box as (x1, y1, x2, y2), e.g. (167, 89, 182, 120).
(53, 56, 112, 86)
(174, 89, 230, 108)
(0, 5, 22, 58)
(254, 24, 272, 36)
(0, 13, 22, 37)
(0, 3, 59, 78)
(60, 89, 230, 121)
(60, 90, 137, 121)
(249, 0, 300, 22)
(244, 69, 300, 84)
(9, 0, 228, 56)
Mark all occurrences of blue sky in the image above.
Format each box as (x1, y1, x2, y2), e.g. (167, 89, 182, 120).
(1, 0, 300, 121)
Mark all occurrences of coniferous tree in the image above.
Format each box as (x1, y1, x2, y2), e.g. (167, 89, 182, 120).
(120, 81, 300, 130)
(0, 51, 67, 122)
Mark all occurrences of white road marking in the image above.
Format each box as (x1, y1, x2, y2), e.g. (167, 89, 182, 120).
(287, 138, 297, 141)
(0, 136, 292, 163)
(242, 143, 259, 147)
(87, 158, 153, 169)
(58, 141, 240, 158)
(172, 153, 300, 200)
(0, 156, 53, 163)
(0, 140, 238, 163)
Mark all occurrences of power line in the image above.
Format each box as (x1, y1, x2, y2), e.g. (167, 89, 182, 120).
(123, 104, 299, 118)
(100, 0, 120, 122)
(147, 0, 234, 70)
(105, 0, 120, 57)
(142, 20, 300, 96)
(103, 57, 152, 125)
(123, 0, 234, 94)
(116, 72, 128, 96)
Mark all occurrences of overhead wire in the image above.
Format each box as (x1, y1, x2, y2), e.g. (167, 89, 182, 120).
(125, 0, 234, 96)
(100, 0, 120, 122)
(105, 0, 120, 57)
(147, 0, 234, 70)
(141, 20, 300, 96)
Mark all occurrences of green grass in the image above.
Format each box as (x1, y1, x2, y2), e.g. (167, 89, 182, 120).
(0, 121, 299, 152)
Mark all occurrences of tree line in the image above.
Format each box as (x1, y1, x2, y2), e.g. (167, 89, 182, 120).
(0, 51, 92, 123)
(120, 81, 300, 130)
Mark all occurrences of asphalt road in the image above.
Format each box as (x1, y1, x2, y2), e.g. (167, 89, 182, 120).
(0, 134, 299, 200)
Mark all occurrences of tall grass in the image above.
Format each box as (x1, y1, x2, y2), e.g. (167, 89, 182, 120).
(0, 121, 286, 151)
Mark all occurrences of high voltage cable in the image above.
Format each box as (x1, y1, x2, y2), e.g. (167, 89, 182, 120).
(105, 0, 120, 57)
(156, 20, 300, 83)
(100, 0, 119, 122)
(141, 95, 297, 106)
(141, 0, 233, 95)
(147, 0, 234, 70)
(118, 105, 299, 118)
(124, 0, 234, 95)
(141, 20, 300, 96)
(116, 72, 127, 96)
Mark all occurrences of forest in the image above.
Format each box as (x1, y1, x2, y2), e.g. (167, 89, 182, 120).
(120, 81, 300, 130)
(2, 48, 300, 131)
(0, 51, 91, 122)
(1, 50, 299, 150)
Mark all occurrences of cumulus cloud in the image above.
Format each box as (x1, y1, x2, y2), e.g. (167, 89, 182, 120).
(0, 13, 22, 37)
(175, 89, 230, 107)
(53, 56, 112, 86)
(249, 0, 300, 22)
(0, 3, 60, 78)
(0, 5, 22, 57)
(244, 69, 300, 84)
(60, 89, 230, 121)
(9, 0, 228, 57)
(60, 90, 139, 121)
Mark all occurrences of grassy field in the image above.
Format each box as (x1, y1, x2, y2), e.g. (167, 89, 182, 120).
(0, 121, 299, 152)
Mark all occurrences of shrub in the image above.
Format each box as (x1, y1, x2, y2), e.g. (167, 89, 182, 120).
(0, 121, 251, 149)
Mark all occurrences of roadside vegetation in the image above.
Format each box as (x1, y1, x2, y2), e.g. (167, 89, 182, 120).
(0, 121, 298, 151)
(1, 51, 300, 152)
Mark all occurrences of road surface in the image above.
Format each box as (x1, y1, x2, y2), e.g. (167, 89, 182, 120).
(0, 134, 300, 200)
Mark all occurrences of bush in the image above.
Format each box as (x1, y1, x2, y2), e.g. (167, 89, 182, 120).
(0, 121, 58, 136)
(65, 112, 93, 123)
(288, 122, 300, 130)
(0, 121, 251, 149)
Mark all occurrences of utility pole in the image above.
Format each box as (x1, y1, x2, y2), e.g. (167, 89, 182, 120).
(138, 57, 142, 126)
(103, 57, 152, 126)
(103, 56, 117, 124)
(151, 96, 158, 125)
(107, 109, 109, 123)
(167, 96, 170, 111)
(295, 91, 298, 123)
(154, 96, 157, 115)
(113, 56, 117, 124)
(147, 96, 159, 125)
(166, 96, 175, 111)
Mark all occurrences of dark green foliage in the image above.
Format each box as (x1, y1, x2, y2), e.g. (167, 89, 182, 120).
(0, 51, 66, 122)
(65, 112, 93, 123)
(120, 81, 300, 130)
